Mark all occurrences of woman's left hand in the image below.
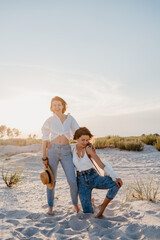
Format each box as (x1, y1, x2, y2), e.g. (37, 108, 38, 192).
(87, 143, 96, 153)
(115, 178, 123, 188)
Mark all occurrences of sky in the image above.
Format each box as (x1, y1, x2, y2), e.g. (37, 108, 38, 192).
(0, 0, 160, 138)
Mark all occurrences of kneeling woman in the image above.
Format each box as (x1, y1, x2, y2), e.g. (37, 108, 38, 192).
(71, 127, 123, 218)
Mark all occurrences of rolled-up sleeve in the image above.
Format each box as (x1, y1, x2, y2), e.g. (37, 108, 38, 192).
(71, 116, 79, 135)
(41, 118, 51, 141)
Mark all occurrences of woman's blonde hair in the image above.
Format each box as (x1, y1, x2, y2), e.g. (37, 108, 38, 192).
(50, 96, 67, 113)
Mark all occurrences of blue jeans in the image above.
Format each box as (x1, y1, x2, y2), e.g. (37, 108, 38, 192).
(77, 168, 120, 213)
(47, 143, 78, 207)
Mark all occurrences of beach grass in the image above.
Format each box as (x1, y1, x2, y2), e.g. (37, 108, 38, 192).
(94, 136, 144, 151)
(2, 163, 25, 187)
(124, 177, 160, 203)
(0, 138, 42, 146)
(0, 134, 160, 151)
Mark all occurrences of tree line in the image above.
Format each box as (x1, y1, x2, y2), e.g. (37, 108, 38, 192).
(0, 125, 20, 138)
(0, 125, 38, 139)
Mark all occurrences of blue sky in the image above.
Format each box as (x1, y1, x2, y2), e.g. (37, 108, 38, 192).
(0, 0, 160, 137)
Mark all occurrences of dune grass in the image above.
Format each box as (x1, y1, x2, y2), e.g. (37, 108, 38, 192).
(0, 138, 42, 146)
(123, 176, 160, 204)
(2, 163, 25, 187)
(154, 138, 160, 151)
(0, 134, 160, 151)
(94, 136, 144, 151)
(140, 134, 160, 151)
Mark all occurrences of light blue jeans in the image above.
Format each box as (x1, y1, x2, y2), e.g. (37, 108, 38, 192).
(77, 168, 120, 213)
(47, 143, 78, 207)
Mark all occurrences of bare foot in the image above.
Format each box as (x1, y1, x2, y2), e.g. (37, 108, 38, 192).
(92, 198, 100, 210)
(47, 211, 54, 216)
(95, 197, 112, 218)
(47, 206, 54, 216)
(73, 204, 80, 213)
(94, 206, 104, 218)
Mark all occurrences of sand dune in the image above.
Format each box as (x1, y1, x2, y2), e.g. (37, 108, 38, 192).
(0, 144, 160, 240)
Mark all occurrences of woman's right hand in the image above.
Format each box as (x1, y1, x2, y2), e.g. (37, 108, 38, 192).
(42, 159, 48, 167)
(115, 178, 123, 188)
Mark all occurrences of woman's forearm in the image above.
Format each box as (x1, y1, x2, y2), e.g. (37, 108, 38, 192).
(42, 141, 48, 158)
(91, 153, 105, 169)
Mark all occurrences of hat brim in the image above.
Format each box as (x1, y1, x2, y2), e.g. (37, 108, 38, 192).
(44, 165, 54, 189)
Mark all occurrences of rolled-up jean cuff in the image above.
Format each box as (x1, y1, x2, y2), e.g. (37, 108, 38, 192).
(106, 196, 113, 200)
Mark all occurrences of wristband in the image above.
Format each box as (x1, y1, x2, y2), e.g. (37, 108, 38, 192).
(42, 157, 48, 161)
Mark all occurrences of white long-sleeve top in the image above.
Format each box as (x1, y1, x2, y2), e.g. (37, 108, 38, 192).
(41, 113, 79, 141)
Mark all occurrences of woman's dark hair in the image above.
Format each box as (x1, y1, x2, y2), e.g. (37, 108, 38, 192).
(73, 127, 94, 141)
(50, 96, 67, 113)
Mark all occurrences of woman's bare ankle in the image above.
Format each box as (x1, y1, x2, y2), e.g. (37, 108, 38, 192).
(94, 205, 105, 218)
(47, 206, 54, 215)
(74, 204, 80, 213)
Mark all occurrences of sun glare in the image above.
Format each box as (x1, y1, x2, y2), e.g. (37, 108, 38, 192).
(0, 95, 50, 137)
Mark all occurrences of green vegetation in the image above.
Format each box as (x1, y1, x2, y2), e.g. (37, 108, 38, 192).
(0, 133, 160, 152)
(2, 163, 25, 187)
(123, 176, 160, 204)
(140, 134, 160, 151)
(94, 134, 160, 151)
(94, 136, 144, 151)
(154, 138, 160, 151)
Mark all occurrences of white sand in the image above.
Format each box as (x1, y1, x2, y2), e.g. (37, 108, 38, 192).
(0, 144, 160, 240)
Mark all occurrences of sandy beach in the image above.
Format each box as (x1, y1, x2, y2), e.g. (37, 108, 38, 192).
(0, 144, 160, 240)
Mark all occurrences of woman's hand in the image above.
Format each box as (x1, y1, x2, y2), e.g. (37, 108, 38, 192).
(43, 159, 48, 167)
(42, 157, 49, 167)
(87, 142, 96, 153)
(115, 178, 123, 188)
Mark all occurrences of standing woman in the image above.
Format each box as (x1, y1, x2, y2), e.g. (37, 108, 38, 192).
(72, 127, 123, 218)
(41, 96, 79, 215)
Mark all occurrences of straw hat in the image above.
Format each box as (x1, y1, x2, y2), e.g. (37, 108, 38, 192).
(40, 165, 54, 189)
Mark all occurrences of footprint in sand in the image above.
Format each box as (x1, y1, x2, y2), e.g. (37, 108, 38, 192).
(108, 200, 120, 209)
(107, 216, 128, 222)
(41, 228, 59, 237)
(77, 212, 93, 220)
(26, 213, 42, 220)
(98, 227, 121, 239)
(0, 213, 5, 219)
(146, 210, 156, 214)
(6, 210, 29, 219)
(142, 226, 160, 240)
(6, 219, 19, 226)
(69, 215, 89, 231)
(119, 237, 131, 240)
(59, 219, 70, 228)
(130, 211, 141, 218)
(22, 226, 40, 237)
(125, 223, 142, 239)
(91, 219, 115, 228)
(40, 217, 56, 224)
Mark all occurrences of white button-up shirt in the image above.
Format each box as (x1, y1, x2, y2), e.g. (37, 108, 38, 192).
(41, 113, 79, 141)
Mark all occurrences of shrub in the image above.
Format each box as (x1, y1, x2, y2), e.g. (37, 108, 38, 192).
(141, 134, 158, 145)
(154, 138, 160, 151)
(2, 163, 25, 187)
(93, 136, 144, 151)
